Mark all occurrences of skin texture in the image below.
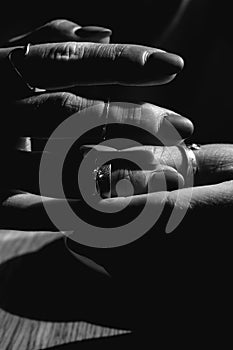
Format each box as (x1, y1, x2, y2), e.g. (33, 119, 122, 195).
(0, 19, 232, 338)
(0, 20, 232, 225)
(0, 19, 232, 284)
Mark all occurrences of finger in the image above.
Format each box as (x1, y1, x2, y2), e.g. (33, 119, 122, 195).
(4, 93, 101, 135)
(0, 143, 189, 199)
(145, 165, 185, 192)
(3, 19, 112, 47)
(82, 146, 185, 197)
(97, 180, 233, 233)
(0, 191, 68, 230)
(88, 181, 233, 275)
(75, 26, 112, 43)
(166, 180, 233, 237)
(86, 144, 188, 179)
(109, 165, 185, 197)
(1, 180, 233, 234)
(10, 144, 233, 199)
(0, 189, 165, 231)
(0, 42, 184, 92)
(105, 144, 233, 187)
(0, 149, 184, 198)
(5, 95, 193, 143)
(83, 143, 233, 200)
(194, 144, 233, 185)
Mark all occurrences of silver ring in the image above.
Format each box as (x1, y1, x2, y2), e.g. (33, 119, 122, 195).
(8, 43, 46, 94)
(100, 100, 110, 141)
(178, 143, 200, 186)
(94, 163, 111, 198)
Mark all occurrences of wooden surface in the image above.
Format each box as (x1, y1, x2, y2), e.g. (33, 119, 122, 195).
(0, 230, 129, 349)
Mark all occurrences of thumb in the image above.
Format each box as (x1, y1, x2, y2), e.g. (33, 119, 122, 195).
(194, 144, 233, 185)
(100, 164, 184, 198)
(3, 19, 112, 47)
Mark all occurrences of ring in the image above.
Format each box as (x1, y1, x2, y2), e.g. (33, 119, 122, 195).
(8, 43, 46, 94)
(100, 100, 110, 141)
(94, 163, 111, 198)
(93, 143, 200, 198)
(178, 143, 200, 186)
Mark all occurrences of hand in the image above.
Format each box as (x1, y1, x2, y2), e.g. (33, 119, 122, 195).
(28, 143, 233, 275)
(0, 19, 112, 151)
(1, 20, 231, 333)
(0, 19, 191, 226)
(62, 143, 233, 334)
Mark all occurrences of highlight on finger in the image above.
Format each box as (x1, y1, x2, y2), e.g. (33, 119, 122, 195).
(10, 42, 184, 89)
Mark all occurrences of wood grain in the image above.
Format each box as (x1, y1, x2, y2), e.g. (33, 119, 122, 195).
(0, 230, 129, 349)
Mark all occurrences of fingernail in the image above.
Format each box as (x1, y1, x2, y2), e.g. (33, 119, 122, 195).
(162, 114, 194, 141)
(149, 168, 184, 191)
(75, 26, 112, 38)
(146, 52, 184, 75)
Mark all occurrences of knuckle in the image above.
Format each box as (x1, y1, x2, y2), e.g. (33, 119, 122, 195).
(47, 19, 81, 31)
(57, 92, 100, 115)
(140, 103, 170, 134)
(48, 42, 82, 61)
(55, 92, 83, 112)
(46, 19, 69, 28)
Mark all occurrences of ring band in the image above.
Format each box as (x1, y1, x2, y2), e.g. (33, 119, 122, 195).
(100, 100, 110, 141)
(8, 43, 46, 94)
(178, 143, 200, 186)
(94, 163, 111, 198)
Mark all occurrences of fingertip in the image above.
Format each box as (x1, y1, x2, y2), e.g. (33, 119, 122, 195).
(163, 114, 194, 141)
(145, 51, 184, 77)
(75, 26, 112, 39)
(150, 166, 185, 192)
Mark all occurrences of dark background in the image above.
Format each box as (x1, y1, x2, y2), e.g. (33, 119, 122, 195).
(0, 0, 231, 144)
(0, 1, 231, 343)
